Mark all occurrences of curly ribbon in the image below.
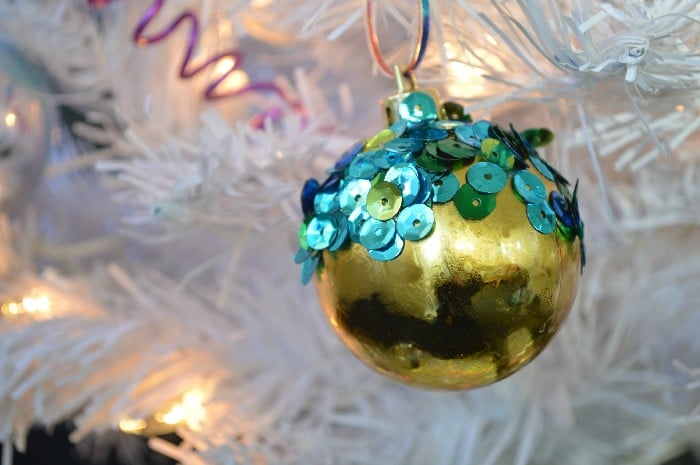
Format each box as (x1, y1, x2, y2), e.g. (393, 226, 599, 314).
(88, 0, 304, 127)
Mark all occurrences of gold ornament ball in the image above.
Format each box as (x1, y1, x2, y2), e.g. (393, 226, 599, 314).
(313, 163, 581, 390)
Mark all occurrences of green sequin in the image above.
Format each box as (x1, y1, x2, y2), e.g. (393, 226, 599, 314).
(367, 181, 403, 220)
(454, 184, 496, 220)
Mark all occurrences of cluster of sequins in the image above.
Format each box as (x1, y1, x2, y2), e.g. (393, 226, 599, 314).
(295, 102, 584, 284)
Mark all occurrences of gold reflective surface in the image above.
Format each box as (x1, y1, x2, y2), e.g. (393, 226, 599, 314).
(315, 166, 580, 390)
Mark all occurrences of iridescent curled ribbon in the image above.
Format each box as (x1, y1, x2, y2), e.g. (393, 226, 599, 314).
(88, 0, 304, 127)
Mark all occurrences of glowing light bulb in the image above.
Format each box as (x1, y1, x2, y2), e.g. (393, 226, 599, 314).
(4, 112, 16, 128)
(2, 292, 52, 316)
(120, 389, 207, 436)
(118, 418, 147, 433)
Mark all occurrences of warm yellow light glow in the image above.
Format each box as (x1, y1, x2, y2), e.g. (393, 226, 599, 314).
(445, 61, 484, 96)
(119, 418, 147, 433)
(155, 389, 206, 430)
(485, 33, 498, 46)
(251, 0, 273, 7)
(120, 389, 207, 436)
(676, 105, 685, 112)
(2, 292, 51, 316)
(4, 112, 16, 128)
(161, 405, 186, 425)
(444, 42, 458, 60)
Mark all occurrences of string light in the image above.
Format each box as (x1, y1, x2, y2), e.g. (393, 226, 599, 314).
(119, 389, 207, 435)
(4, 112, 16, 128)
(1, 292, 51, 316)
(118, 418, 147, 433)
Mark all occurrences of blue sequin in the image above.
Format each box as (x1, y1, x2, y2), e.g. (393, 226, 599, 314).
(385, 163, 421, 206)
(384, 138, 423, 154)
(390, 119, 408, 137)
(410, 127, 449, 141)
(334, 141, 364, 171)
(359, 218, 396, 250)
(467, 162, 507, 194)
(397, 204, 435, 240)
(348, 207, 371, 242)
(431, 172, 460, 203)
(413, 167, 434, 205)
(368, 234, 404, 261)
(348, 152, 379, 179)
(526, 201, 556, 234)
(339, 179, 372, 215)
(313, 179, 341, 214)
(513, 171, 547, 203)
(328, 213, 349, 251)
(301, 179, 319, 215)
(549, 191, 575, 228)
(371, 149, 405, 169)
(306, 214, 338, 250)
(300, 252, 320, 285)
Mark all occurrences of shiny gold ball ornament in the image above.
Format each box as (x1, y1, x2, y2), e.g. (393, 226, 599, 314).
(295, 82, 585, 390)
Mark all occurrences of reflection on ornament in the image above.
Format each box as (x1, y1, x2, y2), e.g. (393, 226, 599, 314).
(0, 41, 53, 213)
(119, 389, 206, 436)
(296, 73, 584, 390)
(1, 291, 51, 316)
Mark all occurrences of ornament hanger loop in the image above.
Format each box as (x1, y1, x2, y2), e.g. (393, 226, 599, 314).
(365, 0, 430, 78)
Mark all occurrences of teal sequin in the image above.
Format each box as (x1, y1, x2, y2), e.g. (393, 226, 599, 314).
(514, 171, 547, 203)
(339, 179, 372, 215)
(348, 152, 379, 179)
(385, 163, 421, 206)
(372, 149, 404, 169)
(529, 155, 555, 181)
(467, 162, 507, 194)
(359, 218, 397, 250)
(455, 121, 490, 148)
(306, 214, 338, 250)
(384, 138, 423, 154)
(399, 91, 439, 123)
(368, 234, 404, 261)
(397, 204, 435, 240)
(294, 248, 311, 264)
(300, 252, 319, 285)
(328, 213, 349, 251)
(431, 172, 460, 203)
(313, 184, 340, 214)
(390, 119, 408, 137)
(410, 127, 449, 141)
(413, 167, 434, 205)
(348, 207, 371, 242)
(526, 201, 556, 234)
